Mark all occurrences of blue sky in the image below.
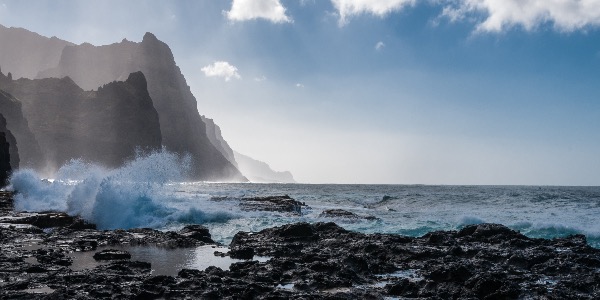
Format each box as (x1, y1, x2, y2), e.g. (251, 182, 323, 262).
(1, 0, 600, 185)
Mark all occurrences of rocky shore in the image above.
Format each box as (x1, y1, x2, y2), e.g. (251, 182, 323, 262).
(1, 191, 600, 299)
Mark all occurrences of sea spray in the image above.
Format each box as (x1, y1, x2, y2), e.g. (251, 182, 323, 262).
(9, 149, 236, 229)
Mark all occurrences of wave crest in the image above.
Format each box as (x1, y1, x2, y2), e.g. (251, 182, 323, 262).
(9, 149, 235, 229)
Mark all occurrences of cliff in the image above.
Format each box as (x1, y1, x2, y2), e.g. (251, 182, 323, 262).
(0, 113, 19, 171)
(234, 151, 296, 183)
(0, 71, 162, 170)
(0, 83, 41, 168)
(0, 113, 17, 187)
(0, 24, 73, 79)
(37, 32, 245, 181)
(201, 116, 237, 168)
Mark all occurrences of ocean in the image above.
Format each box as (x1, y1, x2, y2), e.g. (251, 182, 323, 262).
(8, 151, 600, 248)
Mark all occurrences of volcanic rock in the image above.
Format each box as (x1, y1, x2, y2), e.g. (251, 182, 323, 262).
(93, 249, 132, 261)
(319, 209, 378, 221)
(178, 224, 214, 243)
(239, 195, 308, 215)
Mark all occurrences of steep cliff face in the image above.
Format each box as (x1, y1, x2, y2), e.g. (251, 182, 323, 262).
(201, 116, 237, 168)
(0, 79, 42, 168)
(234, 151, 296, 183)
(0, 132, 10, 187)
(0, 24, 73, 79)
(0, 72, 162, 171)
(38, 33, 245, 181)
(0, 113, 17, 187)
(0, 113, 19, 172)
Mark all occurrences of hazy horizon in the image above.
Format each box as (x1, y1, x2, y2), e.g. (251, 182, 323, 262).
(1, 0, 600, 185)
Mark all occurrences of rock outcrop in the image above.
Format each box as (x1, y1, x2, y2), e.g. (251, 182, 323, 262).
(0, 25, 73, 79)
(0, 86, 42, 168)
(0, 133, 9, 187)
(234, 151, 296, 183)
(319, 209, 378, 221)
(239, 195, 308, 215)
(0, 113, 18, 180)
(37, 33, 245, 181)
(201, 115, 238, 167)
(0, 121, 12, 187)
(0, 71, 162, 170)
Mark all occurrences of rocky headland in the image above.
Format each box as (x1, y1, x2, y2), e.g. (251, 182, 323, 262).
(234, 151, 296, 183)
(0, 192, 599, 299)
(0, 71, 162, 170)
(0, 25, 297, 183)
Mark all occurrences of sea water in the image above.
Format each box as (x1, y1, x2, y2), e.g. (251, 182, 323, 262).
(8, 151, 600, 248)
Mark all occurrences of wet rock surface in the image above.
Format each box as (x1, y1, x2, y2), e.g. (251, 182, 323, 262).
(1, 194, 600, 299)
(239, 195, 308, 215)
(93, 249, 132, 261)
(319, 208, 378, 220)
(229, 222, 600, 299)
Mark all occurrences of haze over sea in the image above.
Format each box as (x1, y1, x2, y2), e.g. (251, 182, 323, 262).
(10, 151, 600, 248)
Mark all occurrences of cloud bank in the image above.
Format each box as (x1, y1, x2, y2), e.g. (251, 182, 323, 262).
(225, 0, 292, 23)
(326, 0, 600, 32)
(201, 61, 241, 81)
(442, 0, 600, 32)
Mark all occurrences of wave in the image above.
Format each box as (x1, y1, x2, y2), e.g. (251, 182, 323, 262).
(458, 216, 486, 226)
(9, 149, 235, 230)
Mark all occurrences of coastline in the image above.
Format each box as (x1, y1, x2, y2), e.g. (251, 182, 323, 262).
(1, 191, 599, 299)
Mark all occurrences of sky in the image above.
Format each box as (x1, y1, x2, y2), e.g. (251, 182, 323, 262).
(1, 0, 600, 185)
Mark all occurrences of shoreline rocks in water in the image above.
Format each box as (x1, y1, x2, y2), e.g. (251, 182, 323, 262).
(319, 208, 378, 221)
(239, 195, 308, 215)
(1, 193, 600, 299)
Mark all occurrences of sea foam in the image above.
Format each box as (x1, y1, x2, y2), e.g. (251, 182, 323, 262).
(9, 149, 235, 229)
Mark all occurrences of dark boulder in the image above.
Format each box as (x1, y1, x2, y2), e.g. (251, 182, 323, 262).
(178, 224, 214, 243)
(2, 212, 76, 228)
(239, 195, 308, 215)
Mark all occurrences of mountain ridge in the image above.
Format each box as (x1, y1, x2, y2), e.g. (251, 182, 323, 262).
(36, 31, 245, 181)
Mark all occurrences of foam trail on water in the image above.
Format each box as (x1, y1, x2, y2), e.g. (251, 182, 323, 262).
(9, 149, 235, 229)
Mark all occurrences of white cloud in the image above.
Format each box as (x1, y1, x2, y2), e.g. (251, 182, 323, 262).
(331, 0, 416, 25)
(295, 83, 305, 88)
(442, 0, 600, 32)
(201, 61, 241, 81)
(254, 76, 267, 82)
(225, 0, 292, 23)
(375, 41, 385, 50)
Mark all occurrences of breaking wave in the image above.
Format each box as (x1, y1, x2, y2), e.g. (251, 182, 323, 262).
(9, 149, 235, 229)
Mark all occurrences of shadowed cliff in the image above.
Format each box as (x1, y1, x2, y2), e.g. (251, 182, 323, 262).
(0, 78, 42, 168)
(37, 32, 245, 181)
(201, 115, 237, 168)
(0, 113, 17, 187)
(0, 71, 162, 171)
